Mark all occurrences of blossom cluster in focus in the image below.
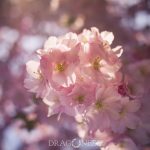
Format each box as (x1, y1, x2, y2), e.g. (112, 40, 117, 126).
(24, 27, 141, 149)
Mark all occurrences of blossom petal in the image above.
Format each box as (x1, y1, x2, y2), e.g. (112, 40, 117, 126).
(101, 31, 114, 45)
(26, 60, 40, 79)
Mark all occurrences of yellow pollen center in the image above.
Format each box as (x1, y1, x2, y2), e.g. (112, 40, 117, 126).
(76, 95, 85, 103)
(55, 63, 65, 72)
(119, 108, 126, 117)
(95, 101, 103, 110)
(92, 57, 101, 70)
(82, 36, 88, 43)
(119, 143, 124, 148)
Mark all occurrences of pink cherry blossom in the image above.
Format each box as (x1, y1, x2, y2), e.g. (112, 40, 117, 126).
(79, 38, 122, 84)
(79, 27, 102, 44)
(24, 27, 143, 149)
(24, 60, 49, 98)
(86, 85, 121, 132)
(40, 43, 80, 87)
(59, 82, 96, 117)
(111, 98, 141, 133)
(42, 89, 64, 118)
(43, 32, 79, 52)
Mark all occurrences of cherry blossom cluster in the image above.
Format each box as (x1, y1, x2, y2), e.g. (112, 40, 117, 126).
(24, 27, 141, 149)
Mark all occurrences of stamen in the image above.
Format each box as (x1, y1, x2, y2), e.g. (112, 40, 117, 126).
(82, 36, 88, 43)
(119, 143, 124, 148)
(119, 108, 126, 117)
(95, 101, 103, 110)
(76, 95, 85, 103)
(92, 57, 101, 70)
(55, 62, 65, 72)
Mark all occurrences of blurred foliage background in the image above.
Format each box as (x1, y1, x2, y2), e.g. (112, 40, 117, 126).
(0, 0, 150, 150)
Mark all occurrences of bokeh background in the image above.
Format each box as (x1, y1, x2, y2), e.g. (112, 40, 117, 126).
(0, 0, 150, 150)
